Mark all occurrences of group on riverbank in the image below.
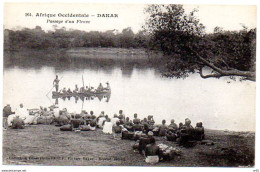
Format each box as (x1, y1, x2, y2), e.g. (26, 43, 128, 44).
(3, 103, 205, 164)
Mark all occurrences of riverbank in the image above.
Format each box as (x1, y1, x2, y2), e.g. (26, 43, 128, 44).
(3, 125, 254, 167)
(4, 48, 164, 71)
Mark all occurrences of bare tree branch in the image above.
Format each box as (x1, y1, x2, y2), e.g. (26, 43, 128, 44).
(192, 50, 255, 81)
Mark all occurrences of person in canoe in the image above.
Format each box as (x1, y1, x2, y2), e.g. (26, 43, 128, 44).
(53, 75, 60, 92)
(62, 87, 67, 94)
(80, 86, 85, 93)
(105, 82, 111, 90)
(96, 83, 104, 92)
(67, 88, 72, 94)
(73, 85, 79, 93)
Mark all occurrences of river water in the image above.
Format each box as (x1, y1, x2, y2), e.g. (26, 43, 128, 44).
(3, 50, 255, 131)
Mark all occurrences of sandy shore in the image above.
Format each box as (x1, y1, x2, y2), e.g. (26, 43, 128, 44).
(2, 125, 255, 167)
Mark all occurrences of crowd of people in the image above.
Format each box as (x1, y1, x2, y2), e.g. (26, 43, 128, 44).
(3, 103, 205, 164)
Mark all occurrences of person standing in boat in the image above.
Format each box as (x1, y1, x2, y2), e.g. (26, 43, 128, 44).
(53, 75, 60, 92)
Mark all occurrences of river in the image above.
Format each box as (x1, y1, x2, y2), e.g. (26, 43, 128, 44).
(3, 49, 255, 131)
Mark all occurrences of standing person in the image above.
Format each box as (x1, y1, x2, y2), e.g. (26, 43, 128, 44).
(53, 75, 60, 92)
(3, 104, 14, 129)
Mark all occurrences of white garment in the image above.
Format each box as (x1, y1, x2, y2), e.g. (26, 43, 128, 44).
(98, 117, 106, 127)
(7, 114, 16, 127)
(16, 107, 29, 120)
(24, 115, 36, 124)
(89, 125, 96, 131)
(53, 108, 60, 118)
(103, 121, 113, 134)
(111, 117, 119, 126)
(145, 156, 159, 164)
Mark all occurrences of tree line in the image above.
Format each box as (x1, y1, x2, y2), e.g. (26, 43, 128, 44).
(4, 26, 148, 50)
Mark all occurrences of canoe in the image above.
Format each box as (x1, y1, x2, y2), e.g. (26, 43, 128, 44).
(52, 89, 111, 98)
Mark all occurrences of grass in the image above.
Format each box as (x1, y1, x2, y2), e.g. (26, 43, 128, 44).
(2, 125, 255, 167)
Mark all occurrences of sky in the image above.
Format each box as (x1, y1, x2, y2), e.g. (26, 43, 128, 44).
(4, 3, 257, 33)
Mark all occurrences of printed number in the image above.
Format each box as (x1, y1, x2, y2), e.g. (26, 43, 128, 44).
(253, 169, 259, 172)
(25, 13, 32, 17)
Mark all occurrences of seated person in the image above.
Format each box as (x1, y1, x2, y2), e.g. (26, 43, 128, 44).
(123, 117, 134, 131)
(166, 130, 178, 141)
(138, 131, 154, 154)
(111, 114, 119, 126)
(103, 118, 113, 134)
(11, 116, 25, 129)
(67, 88, 72, 94)
(133, 113, 142, 131)
(97, 83, 104, 92)
(142, 118, 150, 134)
(159, 120, 168, 136)
(118, 110, 125, 120)
(194, 122, 205, 141)
(105, 82, 111, 90)
(73, 85, 79, 93)
(97, 115, 106, 128)
(177, 122, 184, 137)
(147, 115, 155, 125)
(79, 86, 85, 93)
(179, 118, 194, 145)
(168, 119, 178, 132)
(90, 111, 96, 120)
(62, 87, 67, 94)
(89, 119, 97, 131)
(112, 121, 122, 139)
(144, 137, 160, 164)
(41, 108, 50, 116)
(71, 117, 82, 130)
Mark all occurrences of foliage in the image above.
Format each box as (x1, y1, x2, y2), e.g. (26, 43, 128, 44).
(144, 4, 256, 81)
(4, 26, 149, 51)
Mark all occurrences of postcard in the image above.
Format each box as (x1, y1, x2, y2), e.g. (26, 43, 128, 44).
(2, 2, 257, 168)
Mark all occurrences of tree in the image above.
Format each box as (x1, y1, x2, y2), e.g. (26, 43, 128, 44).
(145, 4, 256, 81)
(119, 27, 135, 48)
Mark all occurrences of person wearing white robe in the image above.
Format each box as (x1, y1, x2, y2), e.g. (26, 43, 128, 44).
(97, 116, 106, 128)
(15, 104, 29, 121)
(111, 114, 119, 126)
(103, 118, 113, 134)
(53, 106, 60, 118)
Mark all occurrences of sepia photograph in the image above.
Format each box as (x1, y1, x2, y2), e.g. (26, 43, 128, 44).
(2, 2, 257, 168)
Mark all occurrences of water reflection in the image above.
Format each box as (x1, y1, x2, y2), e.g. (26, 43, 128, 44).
(4, 50, 162, 78)
(52, 92, 111, 104)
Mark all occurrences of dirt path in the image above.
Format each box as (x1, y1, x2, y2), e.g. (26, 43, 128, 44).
(2, 125, 255, 167)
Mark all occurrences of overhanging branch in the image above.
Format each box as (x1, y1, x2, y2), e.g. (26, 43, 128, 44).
(192, 50, 256, 81)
